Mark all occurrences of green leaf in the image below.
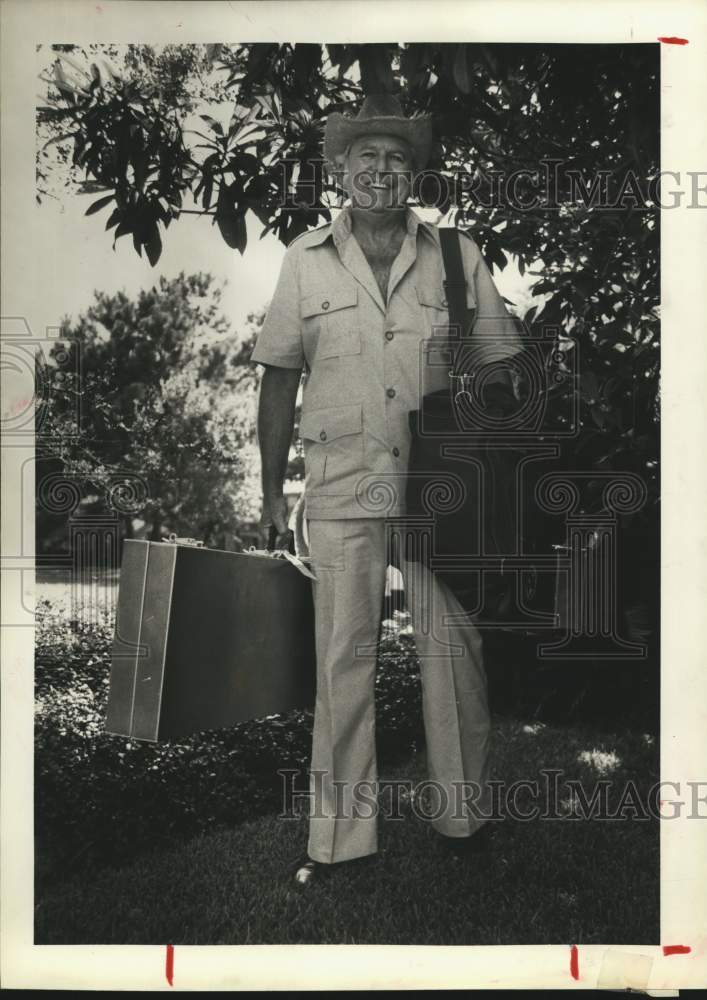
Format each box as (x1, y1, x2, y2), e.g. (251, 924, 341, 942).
(216, 208, 247, 253)
(113, 218, 133, 243)
(56, 52, 92, 81)
(200, 114, 224, 135)
(85, 195, 114, 216)
(77, 180, 110, 195)
(202, 176, 214, 210)
(484, 238, 507, 273)
(104, 207, 122, 231)
(144, 223, 162, 267)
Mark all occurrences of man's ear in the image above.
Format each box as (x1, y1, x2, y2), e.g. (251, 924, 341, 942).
(326, 153, 348, 194)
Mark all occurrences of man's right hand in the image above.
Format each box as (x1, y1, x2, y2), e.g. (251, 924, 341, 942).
(260, 494, 293, 551)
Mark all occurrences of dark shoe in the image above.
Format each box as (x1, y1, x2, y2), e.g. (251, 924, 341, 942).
(293, 851, 376, 885)
(440, 823, 495, 858)
(293, 855, 329, 885)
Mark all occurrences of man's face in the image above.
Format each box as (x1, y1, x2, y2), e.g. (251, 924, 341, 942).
(343, 134, 414, 213)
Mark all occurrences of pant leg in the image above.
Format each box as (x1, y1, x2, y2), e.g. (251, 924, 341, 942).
(306, 517, 388, 863)
(399, 555, 492, 836)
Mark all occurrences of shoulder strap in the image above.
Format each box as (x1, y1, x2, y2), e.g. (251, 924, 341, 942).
(439, 228, 468, 338)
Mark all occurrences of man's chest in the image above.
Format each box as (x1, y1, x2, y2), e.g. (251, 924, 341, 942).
(357, 237, 406, 301)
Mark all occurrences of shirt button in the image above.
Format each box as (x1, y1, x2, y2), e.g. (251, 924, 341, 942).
(319, 431, 327, 441)
(321, 300, 330, 310)
(392, 446, 400, 457)
(385, 331, 394, 341)
(386, 387, 396, 398)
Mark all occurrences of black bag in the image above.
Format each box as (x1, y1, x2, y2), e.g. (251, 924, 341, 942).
(405, 229, 559, 628)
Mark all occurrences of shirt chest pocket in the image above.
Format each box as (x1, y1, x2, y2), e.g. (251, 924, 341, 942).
(416, 281, 477, 336)
(301, 286, 361, 362)
(299, 403, 364, 489)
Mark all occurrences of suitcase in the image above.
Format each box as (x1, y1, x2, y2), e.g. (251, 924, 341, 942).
(105, 537, 316, 742)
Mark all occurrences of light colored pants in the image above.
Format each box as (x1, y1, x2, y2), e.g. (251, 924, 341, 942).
(305, 517, 491, 864)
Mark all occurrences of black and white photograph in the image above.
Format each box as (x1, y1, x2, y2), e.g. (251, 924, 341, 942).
(1, 0, 706, 991)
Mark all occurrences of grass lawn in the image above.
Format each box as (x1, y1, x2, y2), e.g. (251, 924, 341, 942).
(34, 717, 659, 946)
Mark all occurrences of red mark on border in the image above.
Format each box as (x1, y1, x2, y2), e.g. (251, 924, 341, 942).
(166, 944, 174, 986)
(4, 396, 32, 418)
(663, 944, 691, 956)
(570, 944, 579, 980)
(657, 37, 689, 45)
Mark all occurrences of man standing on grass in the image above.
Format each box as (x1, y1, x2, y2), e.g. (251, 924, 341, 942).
(251, 93, 524, 884)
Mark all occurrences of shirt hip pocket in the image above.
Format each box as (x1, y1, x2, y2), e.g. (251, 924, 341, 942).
(300, 402, 364, 489)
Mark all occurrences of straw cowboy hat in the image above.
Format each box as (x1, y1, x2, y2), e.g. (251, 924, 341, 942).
(323, 93, 434, 171)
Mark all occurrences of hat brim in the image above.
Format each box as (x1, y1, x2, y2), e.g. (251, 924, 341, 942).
(323, 113, 433, 171)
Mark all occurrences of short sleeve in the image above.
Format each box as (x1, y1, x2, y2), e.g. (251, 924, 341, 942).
(250, 246, 304, 370)
(461, 233, 524, 365)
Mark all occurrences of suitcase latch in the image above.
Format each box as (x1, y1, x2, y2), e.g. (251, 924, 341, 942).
(164, 533, 204, 547)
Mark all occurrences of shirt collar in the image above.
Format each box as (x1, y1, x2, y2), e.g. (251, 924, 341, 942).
(303, 204, 440, 249)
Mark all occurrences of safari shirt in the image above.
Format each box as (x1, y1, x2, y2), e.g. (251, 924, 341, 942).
(251, 204, 524, 520)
